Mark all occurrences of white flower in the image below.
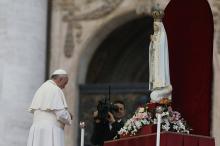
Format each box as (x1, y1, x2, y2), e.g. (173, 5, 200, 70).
(162, 123, 170, 131)
(138, 107, 145, 113)
(153, 118, 157, 124)
(161, 111, 169, 117)
(134, 121, 142, 129)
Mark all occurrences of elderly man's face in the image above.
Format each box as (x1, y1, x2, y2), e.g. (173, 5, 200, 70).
(113, 103, 125, 120)
(58, 77, 68, 89)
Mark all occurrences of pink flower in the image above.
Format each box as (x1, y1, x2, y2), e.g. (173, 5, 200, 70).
(168, 106, 173, 112)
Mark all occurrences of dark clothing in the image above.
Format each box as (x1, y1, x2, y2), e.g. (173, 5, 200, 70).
(91, 120, 124, 146)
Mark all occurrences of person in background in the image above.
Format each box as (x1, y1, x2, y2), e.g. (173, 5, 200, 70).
(91, 100, 126, 146)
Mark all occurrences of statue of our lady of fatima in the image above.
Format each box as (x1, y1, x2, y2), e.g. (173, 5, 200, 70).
(149, 8, 172, 103)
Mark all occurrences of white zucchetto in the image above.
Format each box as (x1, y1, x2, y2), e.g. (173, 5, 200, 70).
(51, 69, 67, 76)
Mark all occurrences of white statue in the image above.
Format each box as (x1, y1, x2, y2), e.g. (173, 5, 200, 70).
(149, 10, 172, 103)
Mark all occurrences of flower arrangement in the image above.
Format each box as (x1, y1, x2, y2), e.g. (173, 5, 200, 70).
(118, 106, 154, 136)
(118, 99, 191, 137)
(159, 105, 191, 134)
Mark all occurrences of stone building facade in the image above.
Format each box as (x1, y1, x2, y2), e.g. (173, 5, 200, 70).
(0, 0, 219, 146)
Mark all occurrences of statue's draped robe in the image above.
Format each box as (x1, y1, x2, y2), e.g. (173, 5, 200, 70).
(27, 80, 72, 146)
(149, 22, 172, 102)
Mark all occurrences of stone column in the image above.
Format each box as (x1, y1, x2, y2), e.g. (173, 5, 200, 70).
(213, 46, 220, 146)
(209, 0, 220, 146)
(0, 0, 47, 146)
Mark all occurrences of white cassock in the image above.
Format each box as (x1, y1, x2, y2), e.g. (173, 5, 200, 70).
(149, 21, 172, 102)
(27, 80, 72, 146)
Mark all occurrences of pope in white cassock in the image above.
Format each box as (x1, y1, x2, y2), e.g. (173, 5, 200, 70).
(27, 69, 72, 146)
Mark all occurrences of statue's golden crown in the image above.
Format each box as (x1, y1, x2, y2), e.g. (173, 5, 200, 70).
(151, 5, 164, 22)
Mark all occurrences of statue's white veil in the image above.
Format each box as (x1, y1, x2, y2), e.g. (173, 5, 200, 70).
(149, 21, 172, 102)
(158, 22, 170, 86)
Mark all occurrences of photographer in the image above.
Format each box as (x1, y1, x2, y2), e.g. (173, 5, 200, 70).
(91, 100, 126, 146)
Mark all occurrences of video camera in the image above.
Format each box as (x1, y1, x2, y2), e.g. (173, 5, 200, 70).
(96, 86, 119, 123)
